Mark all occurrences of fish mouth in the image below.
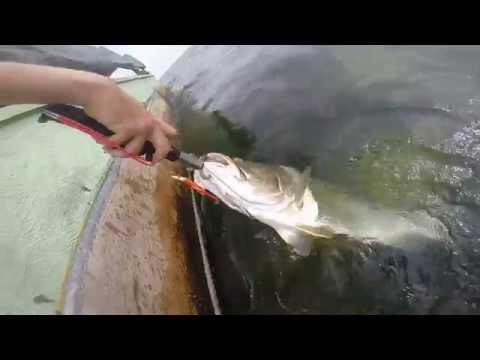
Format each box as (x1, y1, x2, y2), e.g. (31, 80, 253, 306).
(200, 153, 239, 181)
(204, 152, 234, 166)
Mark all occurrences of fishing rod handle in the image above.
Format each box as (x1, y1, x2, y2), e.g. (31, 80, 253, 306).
(42, 104, 179, 162)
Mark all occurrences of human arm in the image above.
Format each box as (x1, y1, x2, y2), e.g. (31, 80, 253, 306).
(0, 62, 177, 163)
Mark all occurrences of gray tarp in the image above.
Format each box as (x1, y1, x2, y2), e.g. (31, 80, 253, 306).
(0, 45, 147, 76)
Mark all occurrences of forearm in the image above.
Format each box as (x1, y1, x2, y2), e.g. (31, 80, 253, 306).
(0, 62, 176, 162)
(0, 62, 112, 106)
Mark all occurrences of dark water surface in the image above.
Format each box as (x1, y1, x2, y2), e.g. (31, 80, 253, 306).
(161, 45, 480, 314)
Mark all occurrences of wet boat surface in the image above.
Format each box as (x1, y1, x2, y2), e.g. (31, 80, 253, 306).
(62, 87, 214, 314)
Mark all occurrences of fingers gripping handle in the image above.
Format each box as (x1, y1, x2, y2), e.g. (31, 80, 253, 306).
(41, 104, 179, 163)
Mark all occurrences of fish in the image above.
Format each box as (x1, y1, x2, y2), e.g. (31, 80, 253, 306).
(193, 153, 346, 256)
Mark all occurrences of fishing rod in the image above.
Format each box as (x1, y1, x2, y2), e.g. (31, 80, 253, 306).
(38, 104, 217, 201)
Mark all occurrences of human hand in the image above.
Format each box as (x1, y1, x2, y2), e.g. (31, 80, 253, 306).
(80, 76, 177, 164)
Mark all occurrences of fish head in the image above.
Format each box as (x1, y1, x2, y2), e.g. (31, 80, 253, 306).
(194, 153, 263, 215)
(194, 153, 315, 219)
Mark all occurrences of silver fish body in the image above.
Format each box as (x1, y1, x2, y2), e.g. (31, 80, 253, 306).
(193, 153, 342, 255)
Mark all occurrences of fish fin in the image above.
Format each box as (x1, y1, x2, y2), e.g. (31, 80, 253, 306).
(302, 165, 312, 180)
(291, 165, 313, 203)
(301, 166, 312, 188)
(299, 188, 319, 220)
(295, 224, 336, 238)
(274, 227, 313, 256)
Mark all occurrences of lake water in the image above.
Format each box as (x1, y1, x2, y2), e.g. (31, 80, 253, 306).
(161, 45, 480, 314)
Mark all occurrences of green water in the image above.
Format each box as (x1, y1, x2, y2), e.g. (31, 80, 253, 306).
(163, 46, 480, 314)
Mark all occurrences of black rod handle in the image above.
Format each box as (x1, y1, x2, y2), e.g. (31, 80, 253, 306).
(43, 104, 179, 162)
